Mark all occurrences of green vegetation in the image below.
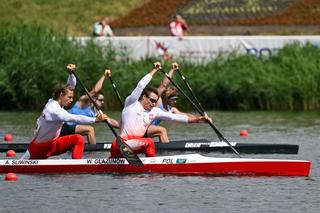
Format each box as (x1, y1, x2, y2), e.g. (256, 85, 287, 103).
(0, 0, 148, 36)
(1, 25, 320, 111)
(182, 44, 320, 110)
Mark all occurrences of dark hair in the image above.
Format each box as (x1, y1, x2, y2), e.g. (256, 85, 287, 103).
(52, 84, 74, 100)
(139, 87, 159, 100)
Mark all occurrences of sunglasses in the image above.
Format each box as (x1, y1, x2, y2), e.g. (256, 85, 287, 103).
(146, 95, 157, 104)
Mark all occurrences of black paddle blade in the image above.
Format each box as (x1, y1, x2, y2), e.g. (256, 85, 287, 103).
(118, 139, 144, 166)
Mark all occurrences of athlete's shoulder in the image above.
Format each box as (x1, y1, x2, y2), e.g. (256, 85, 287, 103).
(151, 107, 164, 114)
(42, 99, 63, 119)
(44, 99, 60, 111)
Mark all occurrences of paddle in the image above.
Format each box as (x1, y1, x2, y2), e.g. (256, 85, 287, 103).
(70, 70, 143, 166)
(159, 69, 241, 158)
(108, 76, 124, 108)
(176, 69, 205, 113)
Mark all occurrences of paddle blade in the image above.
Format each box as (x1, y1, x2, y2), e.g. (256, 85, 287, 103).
(117, 139, 144, 166)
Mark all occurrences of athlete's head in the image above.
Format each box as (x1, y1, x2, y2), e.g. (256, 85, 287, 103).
(53, 84, 74, 107)
(162, 87, 178, 106)
(93, 92, 105, 110)
(140, 87, 159, 110)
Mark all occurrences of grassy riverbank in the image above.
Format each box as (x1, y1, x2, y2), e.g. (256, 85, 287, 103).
(0, 0, 148, 36)
(1, 25, 320, 111)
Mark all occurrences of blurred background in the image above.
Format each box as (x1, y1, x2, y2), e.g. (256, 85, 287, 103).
(2, 0, 320, 36)
(1, 0, 320, 111)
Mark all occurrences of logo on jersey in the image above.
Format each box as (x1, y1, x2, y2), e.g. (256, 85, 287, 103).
(143, 113, 155, 127)
(149, 114, 155, 121)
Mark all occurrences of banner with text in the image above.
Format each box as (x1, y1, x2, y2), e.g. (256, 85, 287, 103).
(76, 36, 320, 63)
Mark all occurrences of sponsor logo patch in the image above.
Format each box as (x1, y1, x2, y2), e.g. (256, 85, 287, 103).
(176, 159, 187, 164)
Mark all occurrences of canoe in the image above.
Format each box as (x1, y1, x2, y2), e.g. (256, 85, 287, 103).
(0, 154, 311, 176)
(0, 139, 299, 154)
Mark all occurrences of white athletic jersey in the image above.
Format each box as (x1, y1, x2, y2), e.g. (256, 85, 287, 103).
(33, 74, 96, 143)
(120, 73, 188, 139)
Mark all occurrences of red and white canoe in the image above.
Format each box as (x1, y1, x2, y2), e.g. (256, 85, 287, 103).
(0, 154, 311, 176)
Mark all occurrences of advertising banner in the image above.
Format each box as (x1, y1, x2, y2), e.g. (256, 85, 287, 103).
(76, 36, 320, 63)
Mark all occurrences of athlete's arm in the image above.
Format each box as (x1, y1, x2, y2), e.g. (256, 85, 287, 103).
(124, 62, 161, 106)
(76, 69, 110, 106)
(66, 64, 77, 89)
(154, 108, 188, 123)
(107, 118, 120, 128)
(154, 108, 212, 123)
(187, 113, 213, 123)
(46, 103, 96, 124)
(90, 69, 110, 95)
(171, 107, 197, 118)
(157, 62, 178, 96)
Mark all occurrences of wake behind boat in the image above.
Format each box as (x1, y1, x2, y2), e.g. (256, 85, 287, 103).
(0, 139, 299, 154)
(0, 154, 310, 176)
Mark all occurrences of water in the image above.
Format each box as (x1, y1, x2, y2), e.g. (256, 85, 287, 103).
(0, 111, 320, 213)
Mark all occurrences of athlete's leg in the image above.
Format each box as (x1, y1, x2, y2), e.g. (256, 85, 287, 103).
(109, 139, 123, 158)
(28, 140, 53, 159)
(20, 150, 30, 159)
(50, 134, 85, 159)
(75, 125, 96, 144)
(28, 134, 84, 159)
(146, 125, 169, 143)
(110, 137, 156, 158)
(125, 138, 156, 157)
(143, 138, 156, 157)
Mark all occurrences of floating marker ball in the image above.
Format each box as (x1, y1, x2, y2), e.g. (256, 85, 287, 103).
(6, 150, 16, 157)
(240, 129, 249, 137)
(4, 173, 18, 181)
(4, 134, 13, 141)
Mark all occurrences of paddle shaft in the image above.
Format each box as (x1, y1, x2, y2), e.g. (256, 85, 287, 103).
(71, 71, 118, 136)
(176, 69, 206, 113)
(108, 76, 124, 108)
(70, 71, 143, 165)
(175, 69, 241, 154)
(160, 69, 241, 158)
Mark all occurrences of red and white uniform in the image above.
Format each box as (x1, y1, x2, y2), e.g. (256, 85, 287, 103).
(170, 21, 187, 37)
(110, 73, 188, 158)
(27, 74, 96, 159)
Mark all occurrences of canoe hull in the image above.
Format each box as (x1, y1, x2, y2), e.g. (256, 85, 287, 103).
(0, 154, 311, 176)
(0, 139, 299, 154)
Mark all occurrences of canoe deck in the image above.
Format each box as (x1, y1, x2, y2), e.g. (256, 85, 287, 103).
(0, 154, 311, 176)
(0, 139, 299, 154)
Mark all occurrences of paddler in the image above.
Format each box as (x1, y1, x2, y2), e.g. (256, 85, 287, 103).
(145, 62, 200, 143)
(23, 64, 110, 159)
(109, 62, 212, 158)
(59, 68, 119, 144)
(143, 62, 177, 143)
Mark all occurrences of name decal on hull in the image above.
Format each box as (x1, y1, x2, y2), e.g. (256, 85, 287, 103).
(86, 159, 126, 164)
(5, 160, 39, 165)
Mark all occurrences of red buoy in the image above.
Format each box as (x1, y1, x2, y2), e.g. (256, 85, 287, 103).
(4, 173, 18, 181)
(4, 134, 13, 141)
(240, 129, 249, 137)
(6, 150, 16, 157)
